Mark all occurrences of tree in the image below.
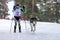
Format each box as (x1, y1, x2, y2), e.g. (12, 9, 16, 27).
(15, 0, 60, 23)
(15, 0, 40, 20)
(0, 0, 8, 19)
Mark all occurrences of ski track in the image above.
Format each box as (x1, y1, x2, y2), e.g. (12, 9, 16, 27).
(0, 19, 60, 40)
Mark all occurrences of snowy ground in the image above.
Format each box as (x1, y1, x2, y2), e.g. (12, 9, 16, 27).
(0, 19, 60, 40)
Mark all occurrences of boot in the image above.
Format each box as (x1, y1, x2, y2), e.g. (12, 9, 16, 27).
(19, 26, 21, 32)
(14, 26, 16, 33)
(14, 22, 17, 33)
(18, 23, 21, 32)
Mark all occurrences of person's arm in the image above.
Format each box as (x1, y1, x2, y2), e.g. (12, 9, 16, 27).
(20, 6, 25, 12)
(23, 6, 25, 12)
(12, 6, 16, 12)
(20, 8, 23, 12)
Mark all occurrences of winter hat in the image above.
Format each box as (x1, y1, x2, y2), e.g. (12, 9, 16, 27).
(16, 4, 19, 6)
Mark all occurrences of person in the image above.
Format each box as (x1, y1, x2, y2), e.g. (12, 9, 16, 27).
(13, 4, 23, 33)
(30, 16, 37, 32)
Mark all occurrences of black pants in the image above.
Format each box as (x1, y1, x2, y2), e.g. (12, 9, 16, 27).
(14, 16, 20, 21)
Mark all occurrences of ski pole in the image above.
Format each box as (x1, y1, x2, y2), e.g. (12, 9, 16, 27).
(10, 19, 13, 33)
(22, 5, 27, 32)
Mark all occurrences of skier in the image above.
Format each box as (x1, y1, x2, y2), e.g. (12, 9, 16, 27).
(30, 16, 37, 32)
(13, 4, 25, 33)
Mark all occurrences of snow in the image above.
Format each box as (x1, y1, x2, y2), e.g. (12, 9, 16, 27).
(0, 19, 60, 40)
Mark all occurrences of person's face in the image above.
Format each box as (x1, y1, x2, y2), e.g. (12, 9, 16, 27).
(16, 6, 19, 8)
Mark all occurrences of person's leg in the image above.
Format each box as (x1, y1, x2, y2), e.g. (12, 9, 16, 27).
(14, 22, 17, 33)
(18, 22, 21, 32)
(14, 16, 18, 33)
(17, 16, 21, 32)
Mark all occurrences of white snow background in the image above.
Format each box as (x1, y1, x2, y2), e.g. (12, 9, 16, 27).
(0, 19, 60, 40)
(0, 0, 60, 40)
